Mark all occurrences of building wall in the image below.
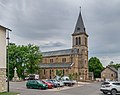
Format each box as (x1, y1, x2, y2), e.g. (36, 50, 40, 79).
(0, 27, 6, 68)
(42, 55, 71, 64)
(0, 26, 7, 92)
(101, 68, 117, 81)
(72, 33, 88, 80)
(41, 52, 88, 80)
(40, 68, 71, 79)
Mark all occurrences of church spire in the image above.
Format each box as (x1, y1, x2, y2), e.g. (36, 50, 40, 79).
(73, 7, 86, 34)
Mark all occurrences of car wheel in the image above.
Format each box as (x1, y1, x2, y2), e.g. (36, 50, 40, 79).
(111, 89, 117, 95)
(103, 91, 108, 94)
(39, 86, 42, 89)
(27, 86, 30, 89)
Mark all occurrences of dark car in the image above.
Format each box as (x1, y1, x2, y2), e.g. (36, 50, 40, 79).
(26, 80, 48, 89)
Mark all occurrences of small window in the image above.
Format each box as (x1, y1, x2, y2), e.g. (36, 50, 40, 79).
(111, 74, 113, 77)
(45, 59, 47, 63)
(84, 28, 85, 31)
(85, 38, 87, 46)
(50, 59, 53, 63)
(76, 37, 78, 45)
(50, 70, 51, 75)
(62, 58, 66, 62)
(85, 60, 86, 64)
(79, 37, 81, 45)
(44, 69, 45, 74)
(77, 27, 80, 31)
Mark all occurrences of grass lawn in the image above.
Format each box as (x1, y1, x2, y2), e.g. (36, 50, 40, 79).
(0, 92, 19, 95)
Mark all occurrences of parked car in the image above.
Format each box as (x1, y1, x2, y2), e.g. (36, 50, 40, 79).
(46, 79, 58, 88)
(42, 80, 53, 89)
(25, 74, 39, 80)
(56, 80, 64, 87)
(48, 79, 64, 87)
(26, 80, 48, 89)
(61, 76, 75, 86)
(100, 81, 120, 95)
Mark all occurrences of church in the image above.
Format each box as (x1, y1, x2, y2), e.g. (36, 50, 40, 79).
(40, 10, 89, 81)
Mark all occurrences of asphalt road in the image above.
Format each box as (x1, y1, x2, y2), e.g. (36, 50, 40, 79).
(10, 81, 104, 95)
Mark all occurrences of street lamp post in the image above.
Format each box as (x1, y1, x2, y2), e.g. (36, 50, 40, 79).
(6, 30, 10, 92)
(6, 29, 11, 92)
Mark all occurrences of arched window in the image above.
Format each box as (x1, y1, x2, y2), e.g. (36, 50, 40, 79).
(79, 37, 81, 45)
(50, 70, 51, 75)
(76, 37, 78, 45)
(44, 69, 45, 74)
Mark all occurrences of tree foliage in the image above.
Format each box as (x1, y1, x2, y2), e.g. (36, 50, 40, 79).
(7, 43, 42, 80)
(88, 57, 104, 78)
(56, 70, 63, 77)
(108, 61, 120, 70)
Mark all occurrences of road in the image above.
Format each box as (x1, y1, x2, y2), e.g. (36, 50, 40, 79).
(10, 81, 104, 95)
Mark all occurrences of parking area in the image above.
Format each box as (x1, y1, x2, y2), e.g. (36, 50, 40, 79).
(9, 81, 103, 95)
(10, 81, 87, 92)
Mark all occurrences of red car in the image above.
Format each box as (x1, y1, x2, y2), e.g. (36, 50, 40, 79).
(42, 80, 53, 89)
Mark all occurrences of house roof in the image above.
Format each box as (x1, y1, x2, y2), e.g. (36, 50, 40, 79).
(42, 48, 78, 57)
(40, 63, 74, 69)
(107, 66, 118, 73)
(0, 25, 12, 31)
(102, 66, 118, 73)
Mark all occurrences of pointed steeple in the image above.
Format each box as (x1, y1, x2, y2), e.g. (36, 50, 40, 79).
(73, 8, 86, 34)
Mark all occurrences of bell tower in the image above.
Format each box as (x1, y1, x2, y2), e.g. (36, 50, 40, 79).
(72, 9, 89, 80)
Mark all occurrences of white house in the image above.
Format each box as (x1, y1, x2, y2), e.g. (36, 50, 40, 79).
(0, 25, 11, 92)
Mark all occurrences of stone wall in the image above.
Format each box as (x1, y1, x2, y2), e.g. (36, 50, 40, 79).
(0, 68, 6, 92)
(101, 68, 117, 81)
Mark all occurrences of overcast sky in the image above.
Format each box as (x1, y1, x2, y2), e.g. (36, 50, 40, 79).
(0, 0, 120, 66)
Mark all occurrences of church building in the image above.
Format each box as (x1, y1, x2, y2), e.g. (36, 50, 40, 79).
(40, 10, 89, 81)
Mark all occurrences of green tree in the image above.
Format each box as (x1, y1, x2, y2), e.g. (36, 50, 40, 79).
(7, 43, 17, 80)
(89, 57, 104, 78)
(56, 70, 63, 77)
(7, 43, 42, 80)
(15, 45, 28, 79)
(108, 61, 120, 70)
(25, 44, 42, 74)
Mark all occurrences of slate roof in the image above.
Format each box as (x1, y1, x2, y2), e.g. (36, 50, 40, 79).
(107, 66, 118, 73)
(73, 10, 86, 34)
(42, 48, 78, 57)
(40, 63, 74, 69)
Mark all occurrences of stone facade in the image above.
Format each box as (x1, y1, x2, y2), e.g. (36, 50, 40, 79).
(101, 66, 118, 81)
(40, 11, 89, 81)
(0, 68, 6, 92)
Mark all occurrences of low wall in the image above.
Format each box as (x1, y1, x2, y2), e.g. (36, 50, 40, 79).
(0, 68, 6, 92)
